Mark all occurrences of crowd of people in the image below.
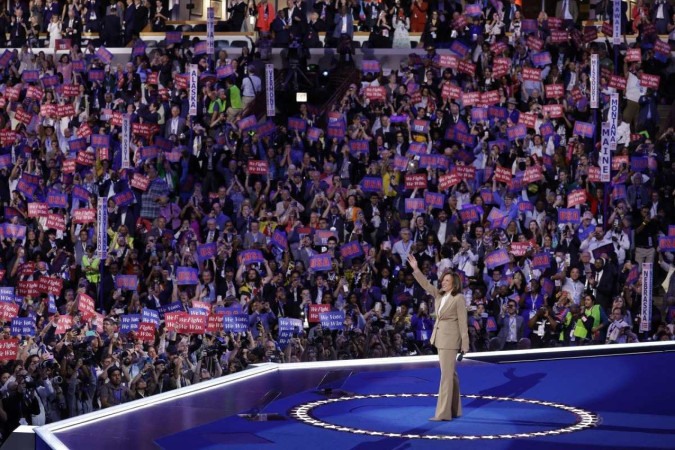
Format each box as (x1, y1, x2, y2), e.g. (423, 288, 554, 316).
(0, 0, 675, 442)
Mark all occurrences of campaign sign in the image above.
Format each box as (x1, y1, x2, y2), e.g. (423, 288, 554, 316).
(176, 267, 200, 285)
(130, 173, 150, 191)
(532, 52, 552, 67)
(319, 311, 345, 331)
(507, 124, 527, 141)
(522, 67, 541, 81)
(545, 84, 564, 99)
(490, 41, 508, 55)
(558, 208, 581, 224)
(573, 121, 595, 138)
(567, 189, 586, 207)
(237, 115, 257, 131)
(405, 174, 427, 190)
(669, 225, 675, 237)
(625, 48, 642, 62)
(189, 307, 208, 317)
(270, 229, 287, 249)
(439, 54, 458, 68)
(76, 151, 95, 166)
(26, 85, 44, 100)
(461, 91, 480, 107)
(0, 288, 13, 304)
(519, 113, 537, 129)
(459, 205, 482, 223)
(135, 322, 155, 342)
(439, 172, 461, 190)
(112, 190, 134, 207)
(76, 293, 96, 319)
(288, 117, 307, 132)
(45, 213, 65, 231)
(449, 40, 470, 58)
(163, 312, 186, 331)
(471, 107, 489, 122)
(404, 198, 425, 213)
(532, 252, 552, 270)
(22, 70, 39, 83)
(659, 236, 675, 252)
(458, 60, 476, 76)
(487, 208, 509, 229)
(0, 339, 19, 360)
(206, 314, 224, 333)
(0, 302, 19, 322)
(247, 160, 268, 175)
(115, 275, 138, 291)
(454, 165, 474, 180)
(424, 192, 445, 209)
(90, 134, 110, 149)
(441, 84, 461, 100)
(278, 317, 303, 348)
(412, 119, 430, 134)
(358, 176, 382, 193)
(27, 202, 48, 218)
(510, 242, 530, 257)
(485, 249, 510, 269)
(639, 73, 660, 90)
(38, 277, 63, 296)
(631, 156, 648, 172)
(309, 254, 333, 272)
(196, 242, 217, 262)
(15, 108, 33, 125)
(3, 224, 26, 240)
(120, 314, 141, 333)
(362, 59, 381, 73)
(349, 140, 369, 156)
(340, 241, 364, 260)
(550, 30, 569, 43)
(176, 314, 207, 334)
(222, 312, 249, 332)
(488, 106, 508, 121)
(527, 36, 544, 52)
(588, 166, 601, 182)
(543, 104, 564, 119)
(238, 249, 265, 266)
(309, 304, 331, 323)
(141, 308, 160, 328)
(10, 318, 35, 337)
(583, 26, 598, 43)
(157, 301, 184, 319)
(72, 208, 96, 224)
(494, 166, 512, 183)
(72, 59, 85, 72)
(363, 86, 386, 101)
(611, 184, 627, 201)
(306, 127, 322, 142)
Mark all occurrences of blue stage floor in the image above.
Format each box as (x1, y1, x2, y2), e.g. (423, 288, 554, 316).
(34, 344, 675, 450)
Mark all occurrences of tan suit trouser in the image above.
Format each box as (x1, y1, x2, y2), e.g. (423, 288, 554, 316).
(435, 349, 462, 420)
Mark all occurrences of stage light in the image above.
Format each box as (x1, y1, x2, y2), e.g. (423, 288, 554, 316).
(296, 92, 308, 102)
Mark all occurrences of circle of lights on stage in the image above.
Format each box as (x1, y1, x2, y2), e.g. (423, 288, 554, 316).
(289, 393, 599, 440)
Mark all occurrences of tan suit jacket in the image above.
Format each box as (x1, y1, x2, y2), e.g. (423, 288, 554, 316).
(412, 272, 470, 352)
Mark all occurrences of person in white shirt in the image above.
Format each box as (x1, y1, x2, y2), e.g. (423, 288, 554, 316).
(392, 228, 414, 267)
(605, 307, 632, 344)
(241, 66, 262, 110)
(623, 67, 646, 129)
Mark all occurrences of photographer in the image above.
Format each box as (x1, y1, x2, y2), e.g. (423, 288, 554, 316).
(36, 361, 67, 423)
(2, 375, 37, 437)
(528, 305, 560, 348)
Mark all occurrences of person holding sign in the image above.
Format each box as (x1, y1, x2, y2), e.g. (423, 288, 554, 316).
(408, 254, 469, 421)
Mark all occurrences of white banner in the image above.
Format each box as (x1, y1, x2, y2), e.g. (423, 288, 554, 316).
(640, 263, 653, 332)
(590, 54, 599, 109)
(609, 93, 619, 149)
(121, 115, 130, 169)
(207, 7, 215, 56)
(600, 122, 612, 183)
(613, 0, 622, 45)
(189, 64, 199, 117)
(266, 64, 276, 117)
(97, 197, 108, 259)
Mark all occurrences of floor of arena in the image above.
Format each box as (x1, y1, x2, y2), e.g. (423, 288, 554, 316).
(34, 343, 675, 450)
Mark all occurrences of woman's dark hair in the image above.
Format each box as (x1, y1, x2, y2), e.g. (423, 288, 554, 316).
(450, 273, 462, 296)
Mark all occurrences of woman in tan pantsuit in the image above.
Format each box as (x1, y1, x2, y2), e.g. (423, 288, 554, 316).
(408, 254, 469, 421)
